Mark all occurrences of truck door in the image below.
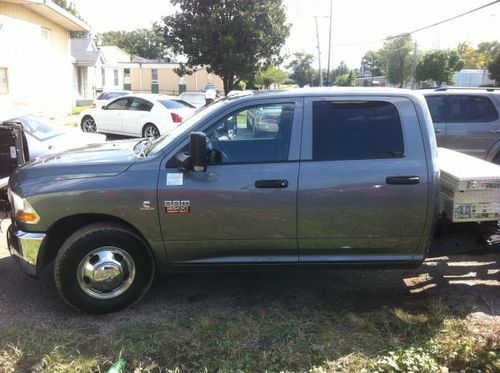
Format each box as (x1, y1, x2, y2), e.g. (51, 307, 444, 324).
(158, 98, 303, 265)
(298, 97, 429, 263)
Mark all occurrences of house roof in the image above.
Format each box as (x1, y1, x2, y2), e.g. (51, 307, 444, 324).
(71, 38, 102, 66)
(2, 0, 89, 32)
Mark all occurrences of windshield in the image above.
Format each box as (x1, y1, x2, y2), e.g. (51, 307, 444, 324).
(10, 116, 63, 141)
(147, 99, 229, 155)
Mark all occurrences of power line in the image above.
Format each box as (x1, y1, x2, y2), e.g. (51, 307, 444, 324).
(331, 0, 500, 47)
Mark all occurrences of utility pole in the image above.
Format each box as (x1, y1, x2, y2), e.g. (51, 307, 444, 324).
(315, 16, 322, 87)
(411, 41, 418, 90)
(326, 0, 333, 86)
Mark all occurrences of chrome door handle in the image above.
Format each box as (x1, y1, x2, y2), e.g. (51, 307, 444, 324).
(489, 129, 500, 133)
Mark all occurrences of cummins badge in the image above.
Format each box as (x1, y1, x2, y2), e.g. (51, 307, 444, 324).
(164, 200, 191, 214)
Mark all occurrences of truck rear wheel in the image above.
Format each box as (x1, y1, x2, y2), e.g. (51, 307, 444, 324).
(54, 223, 154, 313)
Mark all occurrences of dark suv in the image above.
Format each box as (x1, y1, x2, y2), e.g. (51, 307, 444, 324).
(423, 88, 500, 164)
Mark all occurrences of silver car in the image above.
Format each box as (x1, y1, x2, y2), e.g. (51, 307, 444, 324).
(423, 88, 500, 164)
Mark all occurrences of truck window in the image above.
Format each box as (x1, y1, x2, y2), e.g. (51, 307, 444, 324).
(425, 95, 446, 123)
(447, 95, 499, 122)
(312, 100, 404, 161)
(205, 103, 294, 163)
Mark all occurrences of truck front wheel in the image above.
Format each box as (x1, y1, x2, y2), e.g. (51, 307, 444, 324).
(54, 223, 154, 313)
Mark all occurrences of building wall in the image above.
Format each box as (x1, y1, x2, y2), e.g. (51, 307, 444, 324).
(128, 65, 224, 95)
(0, 2, 73, 115)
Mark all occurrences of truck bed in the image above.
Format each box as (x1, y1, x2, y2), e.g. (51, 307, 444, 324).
(438, 148, 500, 222)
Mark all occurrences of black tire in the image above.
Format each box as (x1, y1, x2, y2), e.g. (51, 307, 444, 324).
(142, 123, 160, 138)
(54, 222, 154, 314)
(81, 116, 97, 133)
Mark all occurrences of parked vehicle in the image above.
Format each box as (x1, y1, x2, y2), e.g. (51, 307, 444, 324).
(6, 88, 499, 313)
(92, 91, 131, 109)
(178, 91, 206, 108)
(422, 87, 500, 164)
(3, 116, 106, 159)
(202, 83, 218, 92)
(80, 94, 196, 138)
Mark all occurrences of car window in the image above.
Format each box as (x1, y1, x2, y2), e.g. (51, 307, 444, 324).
(173, 99, 195, 108)
(447, 95, 499, 122)
(101, 92, 127, 100)
(129, 98, 153, 111)
(12, 116, 63, 141)
(312, 100, 404, 161)
(159, 99, 192, 109)
(425, 95, 446, 123)
(106, 97, 130, 110)
(204, 103, 294, 164)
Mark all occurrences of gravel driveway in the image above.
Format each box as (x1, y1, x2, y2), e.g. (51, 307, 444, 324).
(0, 218, 498, 331)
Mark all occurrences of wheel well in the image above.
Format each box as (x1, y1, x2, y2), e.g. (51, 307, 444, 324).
(142, 123, 157, 134)
(81, 115, 94, 126)
(38, 214, 154, 271)
(493, 152, 500, 165)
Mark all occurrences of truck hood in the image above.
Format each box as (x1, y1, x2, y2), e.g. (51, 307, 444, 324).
(11, 139, 140, 188)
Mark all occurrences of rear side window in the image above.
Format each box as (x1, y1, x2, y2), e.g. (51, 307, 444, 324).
(159, 99, 191, 109)
(448, 95, 498, 122)
(425, 95, 446, 123)
(312, 101, 404, 161)
(100, 92, 127, 100)
(129, 98, 153, 111)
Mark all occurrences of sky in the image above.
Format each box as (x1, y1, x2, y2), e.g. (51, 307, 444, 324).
(73, 0, 500, 70)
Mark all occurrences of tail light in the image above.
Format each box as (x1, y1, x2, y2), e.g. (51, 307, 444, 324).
(171, 113, 183, 123)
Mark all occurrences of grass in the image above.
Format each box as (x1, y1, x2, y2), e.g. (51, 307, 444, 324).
(71, 106, 91, 115)
(0, 299, 498, 372)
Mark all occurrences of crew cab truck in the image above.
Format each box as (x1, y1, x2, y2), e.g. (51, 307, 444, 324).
(5, 88, 496, 313)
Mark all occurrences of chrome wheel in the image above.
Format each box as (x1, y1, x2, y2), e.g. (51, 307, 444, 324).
(143, 124, 159, 138)
(77, 247, 135, 300)
(82, 117, 97, 133)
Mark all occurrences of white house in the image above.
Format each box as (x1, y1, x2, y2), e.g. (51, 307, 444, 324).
(0, 0, 89, 115)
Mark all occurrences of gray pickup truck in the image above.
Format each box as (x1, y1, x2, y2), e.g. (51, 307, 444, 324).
(7, 88, 440, 313)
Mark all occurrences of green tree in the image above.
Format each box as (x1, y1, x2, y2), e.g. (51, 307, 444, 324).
(99, 29, 167, 60)
(380, 34, 414, 87)
(255, 66, 287, 89)
(416, 50, 464, 86)
(457, 42, 486, 69)
(334, 69, 358, 86)
(333, 61, 349, 80)
(478, 41, 500, 64)
(361, 50, 383, 76)
(488, 52, 500, 86)
(286, 51, 314, 87)
(52, 0, 83, 20)
(155, 0, 290, 95)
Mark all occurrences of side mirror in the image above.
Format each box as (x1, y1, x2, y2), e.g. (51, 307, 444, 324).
(101, 105, 107, 110)
(190, 132, 207, 172)
(174, 132, 207, 172)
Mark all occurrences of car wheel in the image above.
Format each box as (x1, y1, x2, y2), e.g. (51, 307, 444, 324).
(81, 116, 97, 133)
(142, 123, 160, 138)
(54, 222, 154, 314)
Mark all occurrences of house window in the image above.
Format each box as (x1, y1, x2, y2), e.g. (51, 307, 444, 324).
(151, 68, 158, 83)
(0, 68, 8, 94)
(124, 68, 131, 90)
(41, 27, 50, 42)
(114, 69, 119, 86)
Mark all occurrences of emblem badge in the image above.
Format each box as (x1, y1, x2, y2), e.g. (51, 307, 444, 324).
(164, 200, 191, 214)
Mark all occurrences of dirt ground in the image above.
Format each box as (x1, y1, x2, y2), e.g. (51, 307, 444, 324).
(0, 218, 498, 332)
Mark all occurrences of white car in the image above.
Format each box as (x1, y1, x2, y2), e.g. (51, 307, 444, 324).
(92, 91, 131, 109)
(80, 94, 196, 138)
(4, 116, 107, 159)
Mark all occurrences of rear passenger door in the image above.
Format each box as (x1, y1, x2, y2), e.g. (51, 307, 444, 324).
(122, 97, 153, 136)
(298, 97, 429, 263)
(444, 95, 500, 159)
